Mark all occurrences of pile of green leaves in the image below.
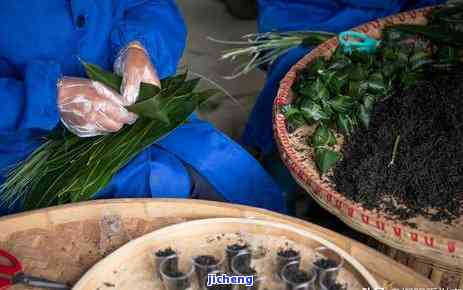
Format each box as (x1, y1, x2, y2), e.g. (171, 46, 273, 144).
(1, 63, 216, 210)
(283, 2, 463, 175)
(385, 1, 463, 67)
(283, 33, 434, 174)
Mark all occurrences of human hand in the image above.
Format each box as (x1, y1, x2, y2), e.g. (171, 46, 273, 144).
(57, 77, 138, 137)
(114, 41, 160, 106)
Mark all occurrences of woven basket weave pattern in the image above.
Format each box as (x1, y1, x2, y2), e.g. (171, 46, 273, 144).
(273, 7, 463, 271)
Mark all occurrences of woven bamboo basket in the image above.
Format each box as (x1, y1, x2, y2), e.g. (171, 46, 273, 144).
(273, 6, 463, 288)
(0, 199, 433, 289)
(74, 218, 379, 289)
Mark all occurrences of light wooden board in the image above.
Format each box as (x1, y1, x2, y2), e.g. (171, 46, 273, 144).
(73, 218, 379, 290)
(0, 198, 436, 289)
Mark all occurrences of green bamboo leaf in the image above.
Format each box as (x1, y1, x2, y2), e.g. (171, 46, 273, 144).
(126, 96, 170, 124)
(328, 95, 355, 113)
(82, 61, 161, 101)
(314, 147, 342, 174)
(382, 47, 398, 61)
(282, 105, 306, 131)
(389, 24, 463, 47)
(311, 125, 336, 147)
(431, 5, 463, 21)
(306, 79, 330, 100)
(348, 81, 361, 98)
(138, 83, 161, 102)
(83, 62, 121, 91)
(363, 94, 376, 111)
(358, 104, 371, 128)
(381, 62, 399, 78)
(300, 99, 330, 122)
(308, 58, 326, 74)
(2, 64, 217, 210)
(337, 113, 354, 135)
(327, 59, 351, 71)
(366, 73, 386, 92)
(175, 78, 201, 96)
(349, 64, 366, 81)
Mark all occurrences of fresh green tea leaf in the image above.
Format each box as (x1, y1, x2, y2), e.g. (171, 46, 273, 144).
(312, 125, 337, 147)
(282, 105, 306, 131)
(337, 113, 354, 135)
(301, 99, 330, 121)
(358, 104, 371, 128)
(328, 95, 355, 113)
(349, 64, 366, 81)
(389, 24, 463, 47)
(315, 147, 342, 174)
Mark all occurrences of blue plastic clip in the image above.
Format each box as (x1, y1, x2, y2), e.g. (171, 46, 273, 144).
(339, 31, 380, 55)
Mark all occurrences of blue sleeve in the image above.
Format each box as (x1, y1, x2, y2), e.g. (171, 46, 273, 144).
(0, 60, 61, 133)
(111, 0, 187, 79)
(339, 0, 444, 10)
(337, 0, 404, 10)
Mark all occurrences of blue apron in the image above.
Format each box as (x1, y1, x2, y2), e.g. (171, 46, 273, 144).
(0, 0, 286, 215)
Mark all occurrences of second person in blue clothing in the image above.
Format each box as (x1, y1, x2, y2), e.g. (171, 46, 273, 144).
(239, 0, 444, 201)
(243, 0, 445, 156)
(0, 0, 286, 215)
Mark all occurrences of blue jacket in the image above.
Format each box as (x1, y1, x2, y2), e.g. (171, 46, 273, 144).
(0, 0, 286, 214)
(242, 0, 445, 155)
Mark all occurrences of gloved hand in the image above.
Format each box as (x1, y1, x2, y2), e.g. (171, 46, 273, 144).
(57, 77, 138, 137)
(114, 41, 161, 106)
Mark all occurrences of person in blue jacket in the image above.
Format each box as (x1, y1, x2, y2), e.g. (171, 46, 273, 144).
(0, 0, 286, 215)
(241, 0, 444, 200)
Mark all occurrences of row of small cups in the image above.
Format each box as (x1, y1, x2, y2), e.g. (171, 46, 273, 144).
(153, 245, 345, 290)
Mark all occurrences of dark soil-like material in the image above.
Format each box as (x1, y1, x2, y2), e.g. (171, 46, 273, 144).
(194, 255, 221, 287)
(276, 248, 301, 278)
(314, 258, 338, 269)
(164, 271, 191, 290)
(333, 69, 463, 223)
(324, 282, 347, 290)
(227, 243, 248, 252)
(226, 243, 249, 272)
(277, 248, 300, 258)
(166, 271, 186, 278)
(194, 255, 220, 266)
(207, 284, 232, 290)
(155, 248, 178, 279)
(285, 269, 310, 283)
(155, 247, 176, 257)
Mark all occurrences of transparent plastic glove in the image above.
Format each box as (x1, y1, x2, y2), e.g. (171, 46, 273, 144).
(114, 41, 161, 106)
(57, 77, 138, 137)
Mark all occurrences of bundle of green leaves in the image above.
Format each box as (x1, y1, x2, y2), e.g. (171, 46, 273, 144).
(283, 33, 433, 174)
(0, 63, 216, 210)
(210, 30, 335, 79)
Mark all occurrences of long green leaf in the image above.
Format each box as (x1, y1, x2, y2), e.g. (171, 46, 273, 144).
(1, 63, 217, 210)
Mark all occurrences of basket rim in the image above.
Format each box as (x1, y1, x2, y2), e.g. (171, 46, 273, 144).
(272, 6, 463, 266)
(73, 218, 381, 289)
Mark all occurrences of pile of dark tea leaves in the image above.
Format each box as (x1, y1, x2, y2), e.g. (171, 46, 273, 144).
(314, 258, 338, 269)
(155, 247, 176, 257)
(284, 31, 433, 174)
(285, 269, 311, 283)
(324, 282, 347, 290)
(333, 69, 463, 223)
(285, 2, 463, 223)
